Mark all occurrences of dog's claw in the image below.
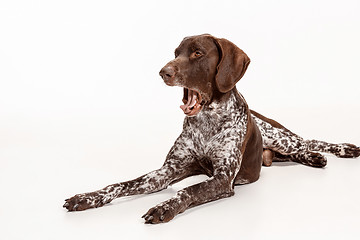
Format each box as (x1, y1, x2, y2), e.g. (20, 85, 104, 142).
(144, 215, 154, 224)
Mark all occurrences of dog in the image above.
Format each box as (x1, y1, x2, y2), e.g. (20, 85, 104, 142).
(63, 34, 360, 224)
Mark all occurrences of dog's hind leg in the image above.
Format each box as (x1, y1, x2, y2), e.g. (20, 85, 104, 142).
(252, 110, 328, 167)
(252, 110, 359, 167)
(273, 151, 327, 167)
(306, 140, 360, 158)
(262, 149, 327, 167)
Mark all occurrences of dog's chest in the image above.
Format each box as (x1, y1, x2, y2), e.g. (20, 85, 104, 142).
(183, 94, 248, 156)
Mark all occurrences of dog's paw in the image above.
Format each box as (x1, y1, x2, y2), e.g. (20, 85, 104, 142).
(306, 152, 327, 168)
(63, 192, 110, 211)
(142, 198, 185, 224)
(292, 151, 327, 168)
(334, 143, 360, 158)
(142, 203, 176, 224)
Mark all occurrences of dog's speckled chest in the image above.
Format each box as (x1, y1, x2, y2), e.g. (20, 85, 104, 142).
(182, 91, 248, 161)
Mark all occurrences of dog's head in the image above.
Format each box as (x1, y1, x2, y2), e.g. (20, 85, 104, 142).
(159, 34, 250, 116)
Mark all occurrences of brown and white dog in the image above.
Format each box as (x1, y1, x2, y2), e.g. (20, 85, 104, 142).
(63, 34, 360, 224)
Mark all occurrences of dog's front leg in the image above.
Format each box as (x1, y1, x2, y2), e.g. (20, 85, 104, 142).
(142, 155, 241, 224)
(64, 135, 198, 211)
(63, 166, 179, 211)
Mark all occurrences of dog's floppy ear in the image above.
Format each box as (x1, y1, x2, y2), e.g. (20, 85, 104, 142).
(214, 38, 251, 93)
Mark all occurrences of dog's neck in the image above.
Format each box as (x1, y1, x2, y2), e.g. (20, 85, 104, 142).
(202, 88, 246, 117)
(184, 88, 248, 140)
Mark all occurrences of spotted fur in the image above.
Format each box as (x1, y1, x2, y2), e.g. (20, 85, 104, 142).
(63, 90, 359, 218)
(64, 90, 249, 222)
(252, 112, 360, 167)
(63, 34, 360, 224)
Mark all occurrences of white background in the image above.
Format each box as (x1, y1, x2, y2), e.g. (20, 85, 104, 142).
(1, 0, 360, 239)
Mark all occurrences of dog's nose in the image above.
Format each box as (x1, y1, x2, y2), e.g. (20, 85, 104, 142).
(159, 65, 175, 82)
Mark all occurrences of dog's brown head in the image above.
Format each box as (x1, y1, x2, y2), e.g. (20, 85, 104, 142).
(159, 34, 250, 116)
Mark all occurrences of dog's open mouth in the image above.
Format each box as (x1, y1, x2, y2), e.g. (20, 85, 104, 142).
(180, 88, 204, 116)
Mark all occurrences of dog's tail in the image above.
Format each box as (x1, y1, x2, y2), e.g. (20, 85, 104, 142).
(306, 139, 360, 158)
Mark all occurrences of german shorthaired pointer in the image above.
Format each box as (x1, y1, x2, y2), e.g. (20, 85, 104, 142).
(63, 34, 360, 223)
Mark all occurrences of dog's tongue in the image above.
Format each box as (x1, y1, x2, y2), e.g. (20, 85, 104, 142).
(180, 90, 198, 114)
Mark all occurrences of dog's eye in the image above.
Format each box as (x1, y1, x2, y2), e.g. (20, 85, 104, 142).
(192, 51, 203, 58)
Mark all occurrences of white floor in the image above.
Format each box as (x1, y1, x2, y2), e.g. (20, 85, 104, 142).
(1, 108, 359, 240)
(1, 1, 360, 239)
